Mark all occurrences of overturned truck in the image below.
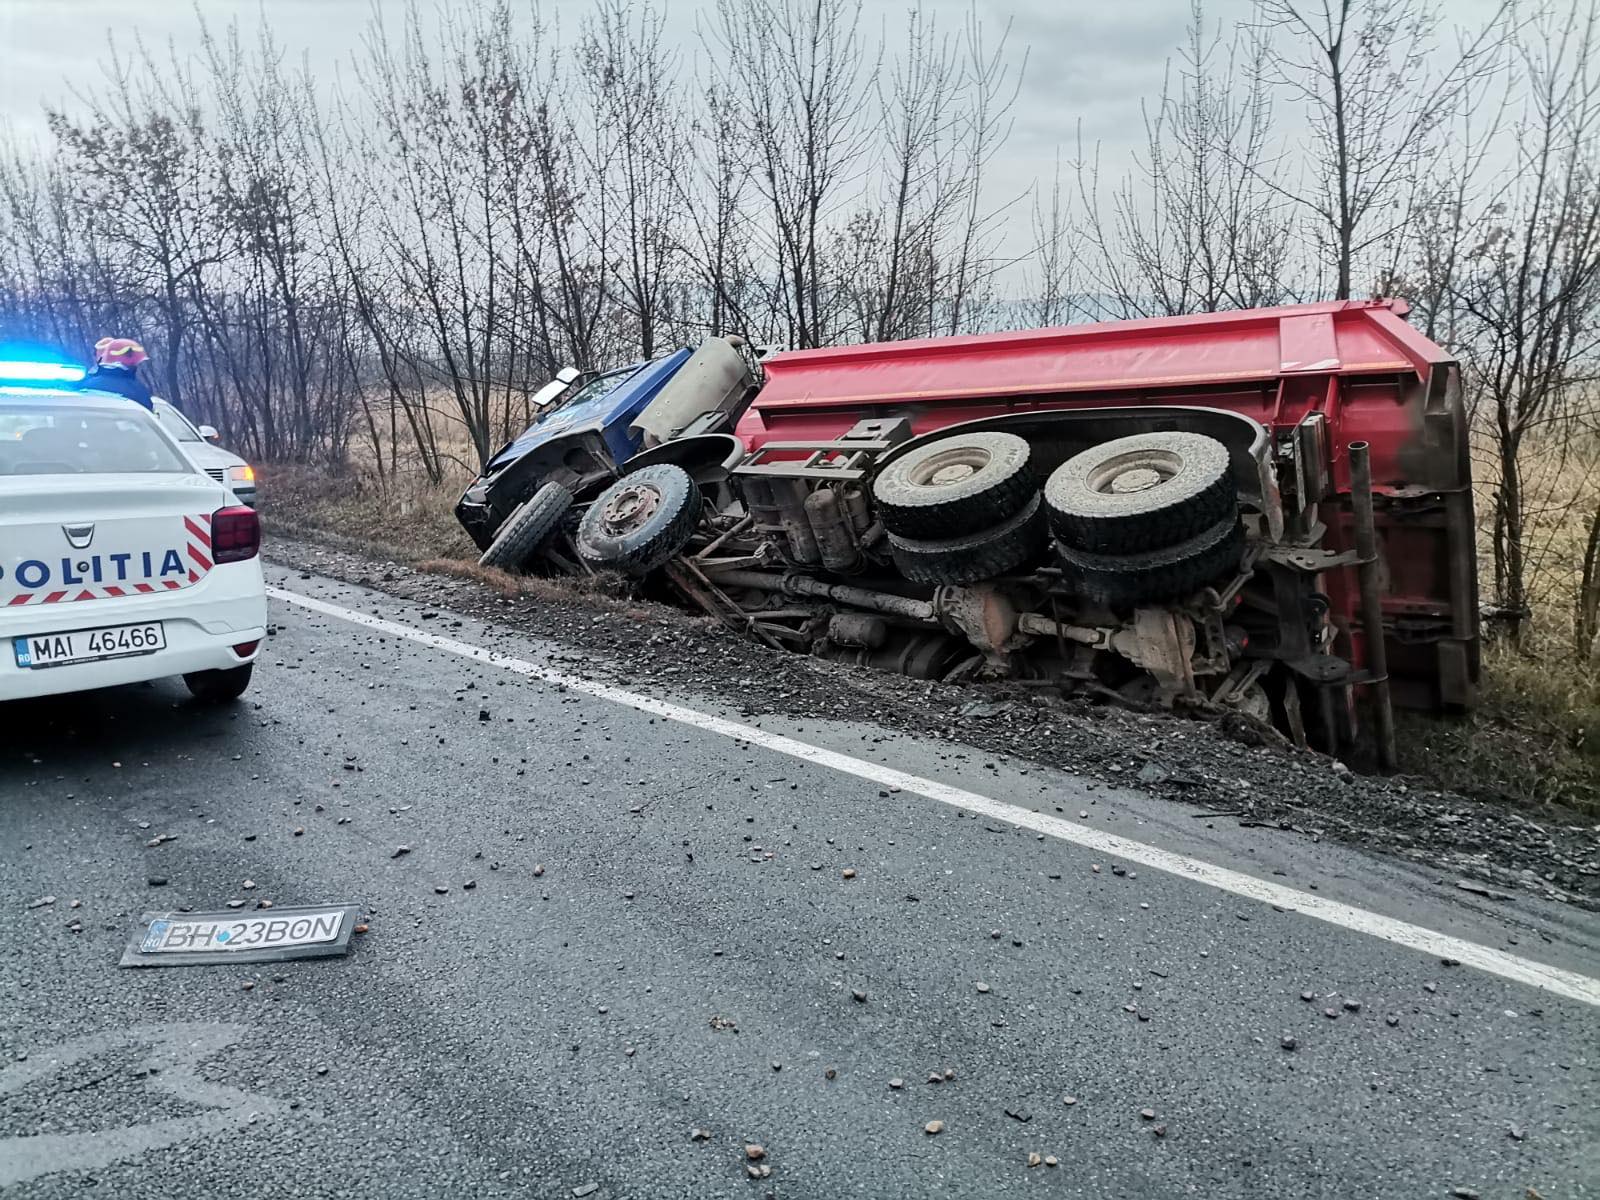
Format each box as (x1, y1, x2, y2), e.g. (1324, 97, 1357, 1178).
(467, 300, 1478, 766)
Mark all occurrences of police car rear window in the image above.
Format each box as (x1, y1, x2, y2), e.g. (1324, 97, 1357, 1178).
(0, 404, 190, 475)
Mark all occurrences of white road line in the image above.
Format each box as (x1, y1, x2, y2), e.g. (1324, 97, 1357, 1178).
(268, 583, 1600, 1009)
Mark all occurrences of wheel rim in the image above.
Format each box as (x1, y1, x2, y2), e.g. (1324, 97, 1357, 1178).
(907, 445, 992, 491)
(1085, 449, 1184, 496)
(599, 483, 661, 534)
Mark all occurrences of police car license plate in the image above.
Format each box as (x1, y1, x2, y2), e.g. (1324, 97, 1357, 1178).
(13, 622, 165, 669)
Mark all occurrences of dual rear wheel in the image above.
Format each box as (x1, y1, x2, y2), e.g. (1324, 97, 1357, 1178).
(871, 429, 1243, 602)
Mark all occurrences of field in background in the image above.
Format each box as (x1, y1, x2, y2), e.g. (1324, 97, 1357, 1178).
(260, 426, 1600, 816)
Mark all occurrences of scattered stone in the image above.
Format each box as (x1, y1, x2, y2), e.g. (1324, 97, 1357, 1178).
(889, 1078, 904, 1090)
(391, 846, 411, 858)
(353, 923, 370, 934)
(242, 880, 256, 890)
(924, 1120, 944, 1135)
(1062, 1096, 1077, 1106)
(1449, 1190, 1481, 1200)
(1508, 1125, 1526, 1142)
(975, 981, 991, 994)
(1300, 990, 1315, 1002)
(533, 864, 546, 877)
(434, 886, 450, 895)
(842, 868, 857, 880)
(1139, 1108, 1156, 1121)
(1323, 1008, 1339, 1020)
(1005, 1106, 1032, 1123)
(241, 981, 255, 992)
(928, 1072, 943, 1084)
(852, 989, 867, 1003)
(1152, 1124, 1167, 1138)
(572, 1185, 599, 1198)
(943, 1068, 956, 1081)
(1044, 1156, 1059, 1168)
(1280, 1036, 1297, 1051)
(463, 880, 477, 890)
(147, 876, 168, 887)
(25, 896, 55, 910)
(1028, 1152, 1042, 1168)
(824, 1067, 837, 1080)
(1385, 1014, 1399, 1028)
(1342, 999, 1362, 1013)
(292, 827, 305, 837)
(690, 1128, 711, 1142)
(744, 1144, 766, 1161)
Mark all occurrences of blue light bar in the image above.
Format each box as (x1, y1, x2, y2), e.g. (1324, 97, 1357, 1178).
(0, 359, 86, 383)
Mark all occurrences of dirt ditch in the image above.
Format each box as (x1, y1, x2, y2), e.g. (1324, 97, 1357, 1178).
(265, 529, 1600, 908)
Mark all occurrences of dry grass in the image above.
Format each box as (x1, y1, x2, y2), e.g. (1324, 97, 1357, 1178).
(259, 462, 477, 562)
(1393, 430, 1600, 814)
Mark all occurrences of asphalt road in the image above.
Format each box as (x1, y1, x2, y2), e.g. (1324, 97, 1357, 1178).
(2, 564, 1597, 1199)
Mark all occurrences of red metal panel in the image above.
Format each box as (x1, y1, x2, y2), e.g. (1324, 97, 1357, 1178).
(732, 298, 1474, 709)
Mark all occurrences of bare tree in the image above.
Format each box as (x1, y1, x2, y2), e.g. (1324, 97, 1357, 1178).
(709, 0, 873, 348)
(48, 41, 225, 408)
(942, 10, 1025, 335)
(1078, 2, 1294, 317)
(1457, 3, 1600, 645)
(581, 0, 684, 360)
(1253, 0, 1509, 300)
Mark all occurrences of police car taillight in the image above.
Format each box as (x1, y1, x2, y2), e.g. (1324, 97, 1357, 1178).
(212, 505, 260, 563)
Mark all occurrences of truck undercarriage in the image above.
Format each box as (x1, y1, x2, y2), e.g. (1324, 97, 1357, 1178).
(462, 301, 1479, 767)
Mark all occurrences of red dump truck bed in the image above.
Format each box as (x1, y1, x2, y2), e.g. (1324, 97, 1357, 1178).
(735, 300, 1478, 711)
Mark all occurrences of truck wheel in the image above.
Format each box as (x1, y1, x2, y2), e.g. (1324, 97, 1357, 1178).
(874, 432, 1036, 539)
(887, 493, 1047, 586)
(575, 464, 700, 576)
(184, 664, 253, 703)
(1054, 514, 1245, 608)
(479, 481, 574, 573)
(1045, 432, 1233, 553)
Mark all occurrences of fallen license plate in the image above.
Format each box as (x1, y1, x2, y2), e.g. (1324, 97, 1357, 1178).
(120, 904, 362, 968)
(14, 622, 165, 669)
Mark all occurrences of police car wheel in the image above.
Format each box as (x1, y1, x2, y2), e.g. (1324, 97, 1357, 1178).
(184, 664, 253, 703)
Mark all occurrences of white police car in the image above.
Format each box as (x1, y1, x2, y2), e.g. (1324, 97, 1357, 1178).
(0, 357, 268, 703)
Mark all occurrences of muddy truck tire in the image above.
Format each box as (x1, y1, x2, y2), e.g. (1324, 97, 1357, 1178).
(1054, 514, 1245, 608)
(887, 493, 1047, 586)
(478, 481, 575, 573)
(873, 431, 1036, 540)
(575, 464, 700, 577)
(1045, 431, 1234, 553)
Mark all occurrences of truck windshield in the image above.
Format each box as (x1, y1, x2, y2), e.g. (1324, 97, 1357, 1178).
(534, 364, 638, 422)
(0, 403, 190, 475)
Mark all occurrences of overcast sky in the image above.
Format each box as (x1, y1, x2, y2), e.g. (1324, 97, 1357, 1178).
(0, 0, 1276, 201)
(0, 0, 1509, 248)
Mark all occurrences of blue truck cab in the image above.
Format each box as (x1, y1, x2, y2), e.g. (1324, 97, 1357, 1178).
(455, 348, 693, 550)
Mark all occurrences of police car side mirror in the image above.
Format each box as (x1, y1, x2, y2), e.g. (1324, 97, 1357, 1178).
(199, 424, 220, 443)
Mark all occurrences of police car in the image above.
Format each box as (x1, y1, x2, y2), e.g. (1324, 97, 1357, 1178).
(0, 355, 267, 703)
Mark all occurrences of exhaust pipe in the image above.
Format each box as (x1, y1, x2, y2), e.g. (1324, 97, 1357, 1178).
(1349, 441, 1396, 771)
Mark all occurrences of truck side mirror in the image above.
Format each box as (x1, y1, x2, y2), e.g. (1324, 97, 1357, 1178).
(199, 424, 220, 442)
